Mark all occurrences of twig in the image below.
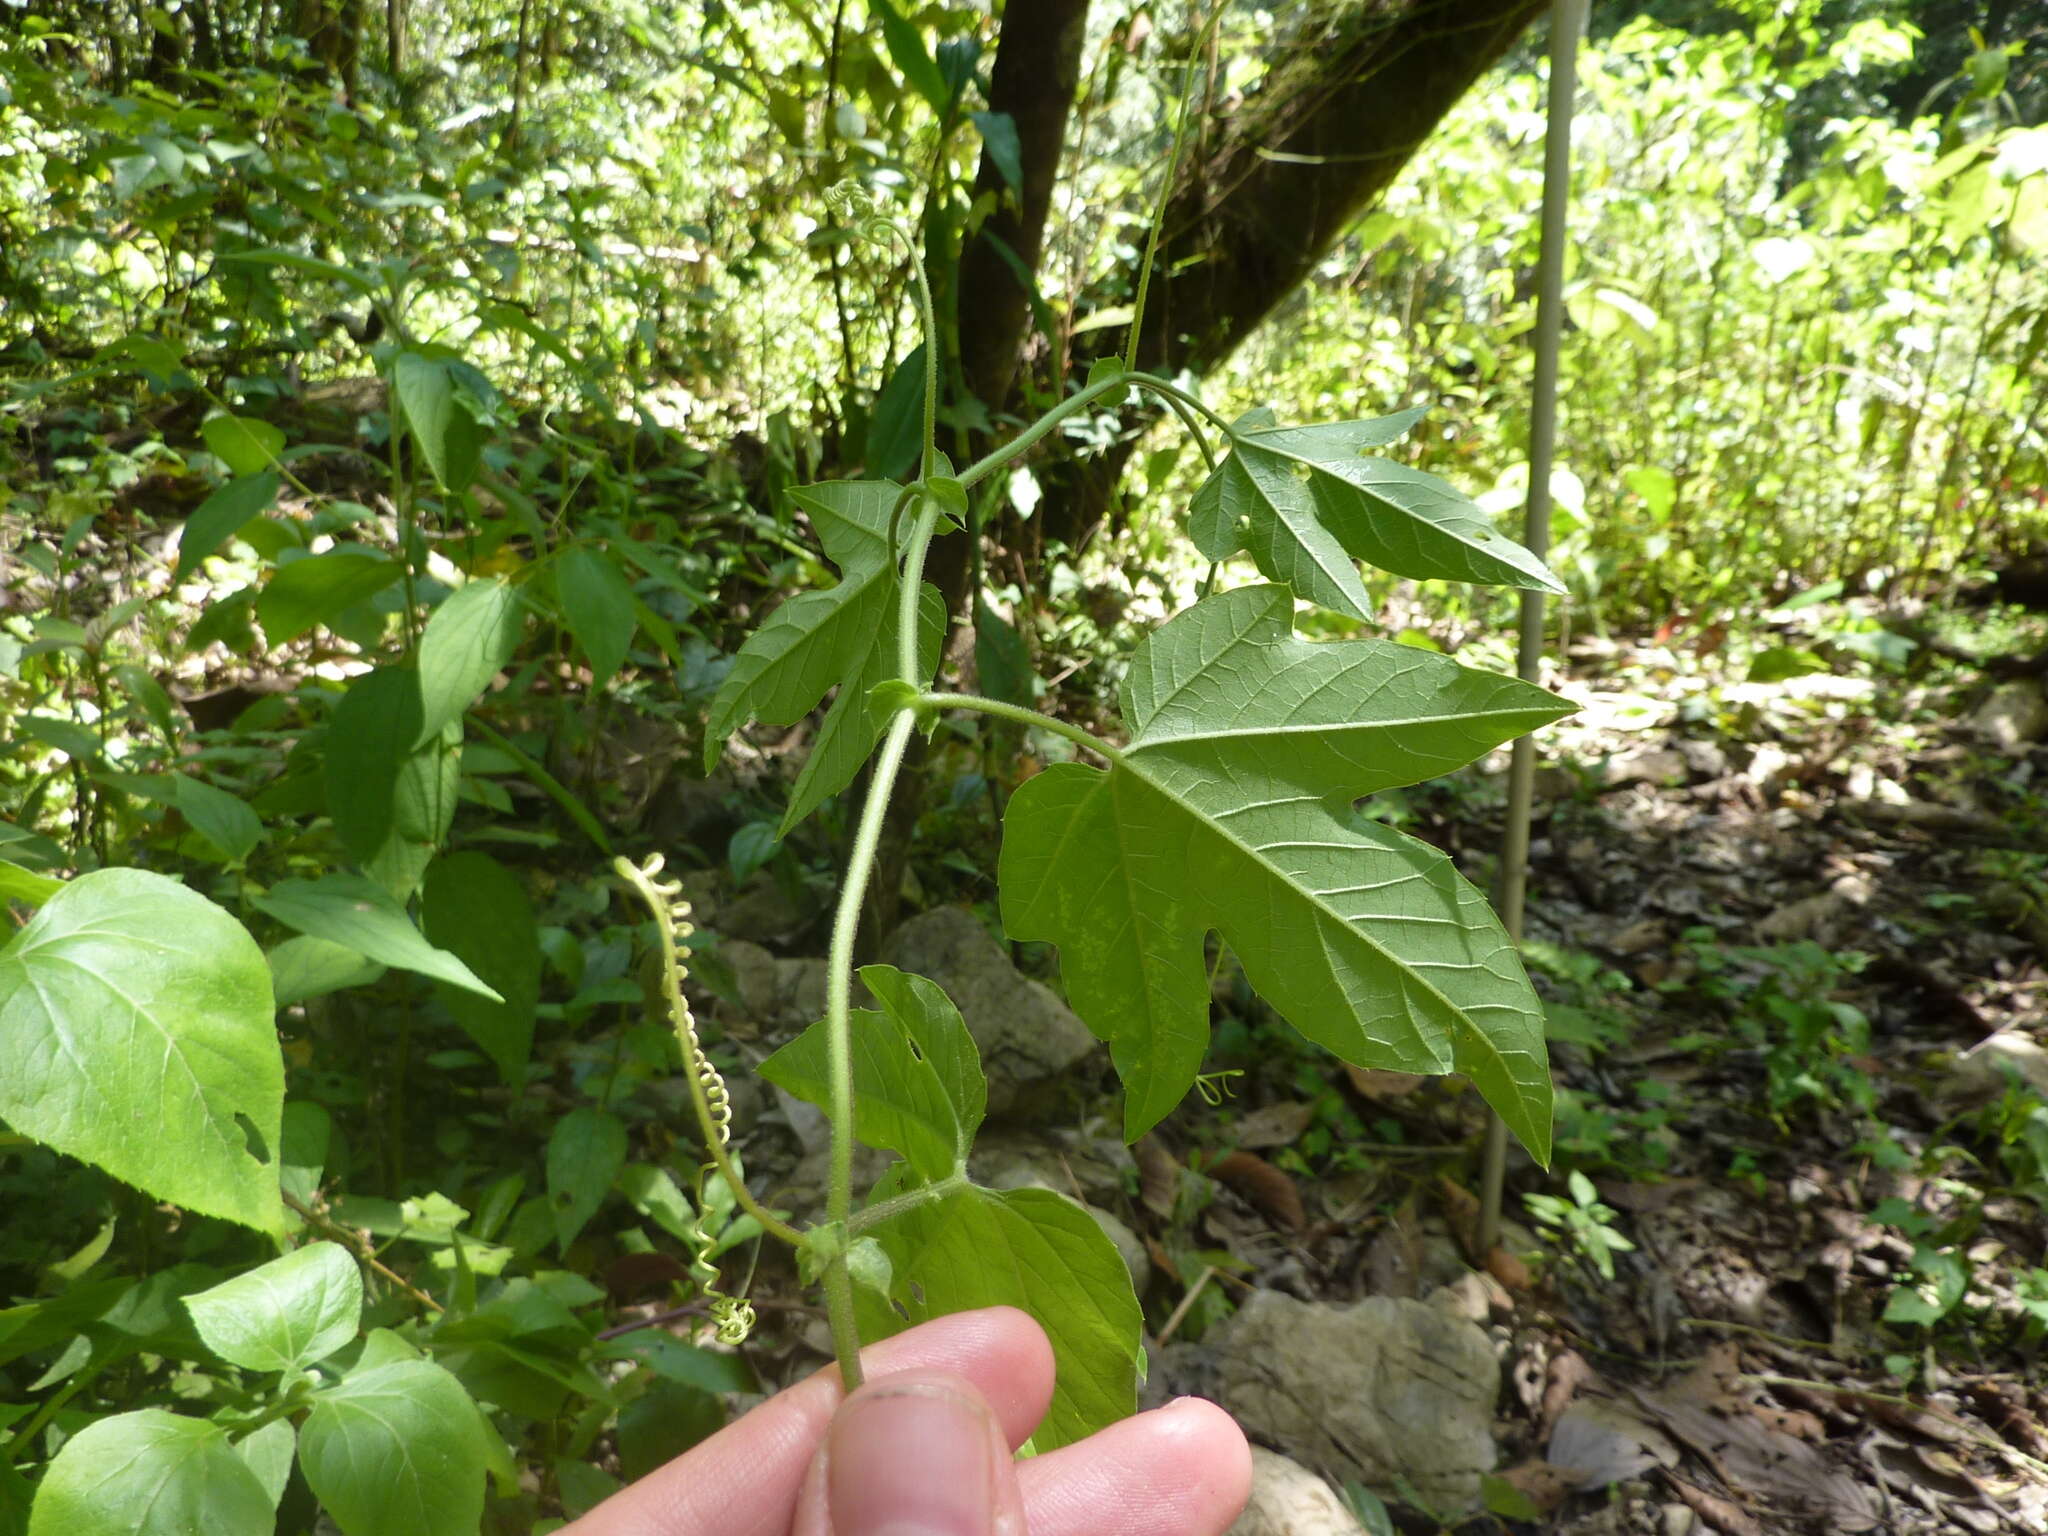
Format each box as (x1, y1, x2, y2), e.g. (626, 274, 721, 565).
(1155, 1266, 1216, 1347)
(283, 1189, 443, 1314)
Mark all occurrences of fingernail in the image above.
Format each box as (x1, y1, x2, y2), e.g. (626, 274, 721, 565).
(826, 1379, 1000, 1536)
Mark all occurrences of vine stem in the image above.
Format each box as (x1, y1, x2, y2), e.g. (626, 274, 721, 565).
(955, 369, 1227, 494)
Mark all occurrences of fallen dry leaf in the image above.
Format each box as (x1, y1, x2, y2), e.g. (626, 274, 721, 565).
(1232, 1100, 1316, 1150)
(1492, 1458, 1577, 1516)
(1549, 1394, 1679, 1485)
(1134, 1134, 1181, 1221)
(1343, 1064, 1425, 1099)
(1207, 1151, 1307, 1232)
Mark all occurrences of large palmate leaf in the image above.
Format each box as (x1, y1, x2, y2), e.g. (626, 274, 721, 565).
(1000, 584, 1571, 1155)
(0, 869, 284, 1233)
(1189, 408, 1564, 618)
(704, 481, 944, 835)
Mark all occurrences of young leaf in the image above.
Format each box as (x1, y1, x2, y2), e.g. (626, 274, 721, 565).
(173, 471, 279, 582)
(0, 869, 284, 1234)
(251, 874, 502, 1001)
(256, 548, 402, 645)
(703, 480, 945, 835)
(970, 110, 1023, 190)
(866, 348, 927, 481)
(999, 584, 1569, 1156)
(546, 1107, 627, 1253)
(555, 546, 637, 688)
(416, 576, 524, 741)
(27, 1410, 275, 1536)
(759, 964, 983, 1181)
(1190, 408, 1563, 612)
(299, 1355, 490, 1536)
(171, 774, 263, 863)
(184, 1241, 363, 1373)
(324, 666, 425, 862)
(859, 1185, 1140, 1450)
(231, 1419, 296, 1512)
(421, 851, 541, 1086)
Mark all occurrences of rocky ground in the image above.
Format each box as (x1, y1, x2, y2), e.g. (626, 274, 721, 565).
(664, 612, 2048, 1536)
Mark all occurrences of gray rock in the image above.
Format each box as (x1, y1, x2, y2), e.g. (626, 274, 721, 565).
(1971, 679, 2048, 749)
(720, 872, 814, 944)
(1214, 1291, 1498, 1510)
(1228, 1448, 1366, 1536)
(881, 906, 1098, 1118)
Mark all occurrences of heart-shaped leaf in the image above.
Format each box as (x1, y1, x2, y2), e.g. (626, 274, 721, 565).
(300, 1353, 490, 1536)
(251, 875, 501, 1001)
(28, 1410, 276, 1536)
(184, 1242, 363, 1373)
(999, 584, 1568, 1155)
(0, 869, 283, 1233)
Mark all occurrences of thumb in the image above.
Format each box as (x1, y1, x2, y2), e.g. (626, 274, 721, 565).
(792, 1369, 1027, 1536)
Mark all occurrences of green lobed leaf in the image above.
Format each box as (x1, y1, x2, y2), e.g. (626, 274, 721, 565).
(858, 1184, 1140, 1451)
(703, 480, 944, 835)
(759, 963, 983, 1182)
(416, 577, 524, 741)
(251, 874, 501, 1001)
(545, 1107, 627, 1253)
(0, 869, 284, 1233)
(27, 1410, 275, 1536)
(421, 851, 540, 1085)
(1190, 408, 1563, 612)
(184, 1241, 363, 1373)
(173, 471, 280, 582)
(299, 1354, 490, 1536)
(999, 585, 1568, 1155)
(256, 548, 402, 646)
(555, 546, 637, 688)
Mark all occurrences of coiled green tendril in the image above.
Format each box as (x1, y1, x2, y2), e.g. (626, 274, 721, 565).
(615, 852, 754, 1346)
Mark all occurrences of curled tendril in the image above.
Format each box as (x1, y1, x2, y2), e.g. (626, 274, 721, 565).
(1194, 1069, 1245, 1107)
(614, 852, 754, 1346)
(825, 177, 907, 252)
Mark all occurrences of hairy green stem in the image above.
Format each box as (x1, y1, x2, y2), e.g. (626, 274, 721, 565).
(1124, 3, 1223, 372)
(955, 369, 1227, 495)
(921, 692, 1123, 766)
(821, 707, 918, 1391)
(847, 1171, 971, 1235)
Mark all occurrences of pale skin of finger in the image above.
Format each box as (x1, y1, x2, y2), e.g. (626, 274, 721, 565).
(562, 1308, 1054, 1536)
(788, 1370, 1029, 1536)
(1017, 1397, 1252, 1536)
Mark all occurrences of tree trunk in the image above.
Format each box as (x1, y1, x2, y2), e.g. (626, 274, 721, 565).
(1035, 0, 1547, 548)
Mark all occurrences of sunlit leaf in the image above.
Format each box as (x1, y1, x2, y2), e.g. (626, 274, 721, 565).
(0, 869, 283, 1233)
(184, 1242, 362, 1373)
(1000, 584, 1566, 1153)
(28, 1410, 274, 1536)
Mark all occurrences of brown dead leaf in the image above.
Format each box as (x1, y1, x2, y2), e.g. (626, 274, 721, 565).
(1363, 1213, 1420, 1298)
(1486, 1245, 1531, 1291)
(1232, 1100, 1316, 1150)
(1207, 1151, 1307, 1232)
(1343, 1064, 1424, 1099)
(1607, 917, 1668, 955)
(1436, 1176, 1481, 1260)
(1661, 1472, 1764, 1536)
(1538, 1349, 1595, 1439)
(1493, 1459, 1577, 1516)
(1133, 1134, 1181, 1221)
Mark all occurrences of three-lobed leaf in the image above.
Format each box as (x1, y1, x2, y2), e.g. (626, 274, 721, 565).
(1190, 407, 1564, 616)
(28, 1410, 276, 1536)
(0, 869, 284, 1233)
(1000, 584, 1569, 1155)
(184, 1241, 362, 1374)
(704, 480, 944, 835)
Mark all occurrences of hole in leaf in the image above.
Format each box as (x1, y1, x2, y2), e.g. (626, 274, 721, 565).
(234, 1113, 270, 1165)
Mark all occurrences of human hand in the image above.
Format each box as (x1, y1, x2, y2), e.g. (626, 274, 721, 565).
(563, 1305, 1251, 1536)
